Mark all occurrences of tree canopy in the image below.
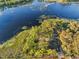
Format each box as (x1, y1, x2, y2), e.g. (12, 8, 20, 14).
(0, 18, 79, 59)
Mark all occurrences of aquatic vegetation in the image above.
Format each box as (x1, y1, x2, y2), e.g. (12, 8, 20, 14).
(0, 18, 79, 59)
(0, 0, 79, 59)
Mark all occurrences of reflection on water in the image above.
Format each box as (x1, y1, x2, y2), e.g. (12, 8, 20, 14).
(0, 2, 79, 43)
(0, 2, 44, 43)
(45, 3, 79, 19)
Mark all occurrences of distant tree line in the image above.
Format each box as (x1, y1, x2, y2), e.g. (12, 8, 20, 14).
(0, 0, 33, 10)
(39, 0, 79, 2)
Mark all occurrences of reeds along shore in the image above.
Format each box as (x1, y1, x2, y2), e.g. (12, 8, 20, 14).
(0, 18, 79, 59)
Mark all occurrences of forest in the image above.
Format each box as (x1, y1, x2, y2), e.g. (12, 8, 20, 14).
(0, 0, 78, 8)
(0, 0, 79, 59)
(0, 0, 79, 6)
(0, 18, 79, 59)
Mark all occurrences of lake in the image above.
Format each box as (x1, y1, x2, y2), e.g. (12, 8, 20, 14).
(0, 2, 79, 43)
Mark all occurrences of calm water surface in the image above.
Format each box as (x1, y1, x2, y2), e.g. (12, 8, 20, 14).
(0, 2, 79, 43)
